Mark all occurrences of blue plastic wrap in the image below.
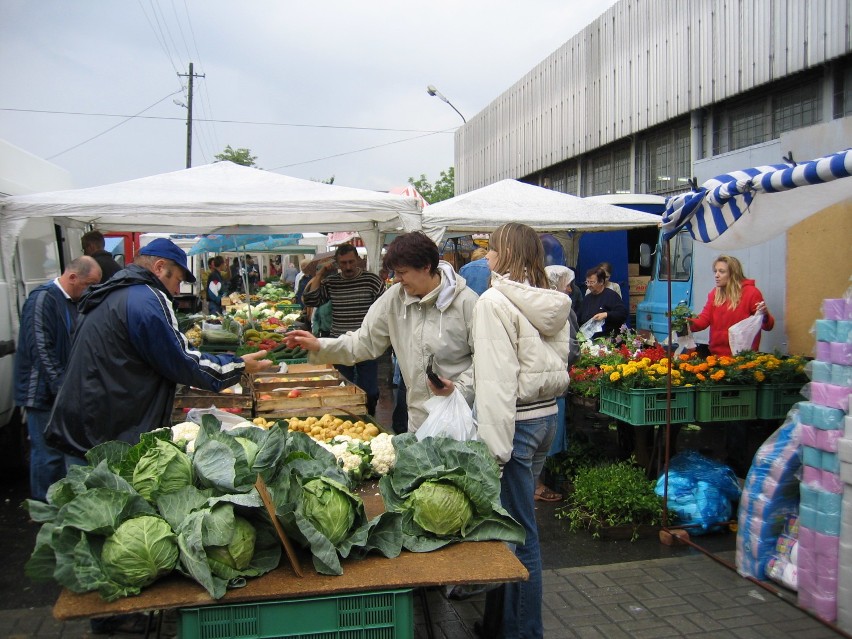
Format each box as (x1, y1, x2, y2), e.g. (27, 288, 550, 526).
(735, 410, 802, 579)
(655, 449, 741, 535)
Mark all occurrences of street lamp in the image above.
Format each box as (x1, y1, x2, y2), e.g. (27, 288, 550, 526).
(426, 85, 466, 123)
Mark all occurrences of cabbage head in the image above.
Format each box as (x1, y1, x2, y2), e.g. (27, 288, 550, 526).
(407, 480, 473, 537)
(101, 515, 179, 589)
(235, 436, 259, 468)
(132, 439, 193, 501)
(302, 478, 355, 545)
(206, 516, 257, 578)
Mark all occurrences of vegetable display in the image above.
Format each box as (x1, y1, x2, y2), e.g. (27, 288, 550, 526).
(379, 434, 525, 552)
(25, 414, 522, 599)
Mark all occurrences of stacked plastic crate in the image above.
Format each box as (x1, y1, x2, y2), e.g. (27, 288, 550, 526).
(797, 298, 851, 625)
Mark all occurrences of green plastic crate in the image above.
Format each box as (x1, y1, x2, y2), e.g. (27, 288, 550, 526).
(599, 386, 694, 426)
(274, 303, 303, 313)
(178, 589, 413, 639)
(756, 383, 804, 420)
(695, 385, 757, 422)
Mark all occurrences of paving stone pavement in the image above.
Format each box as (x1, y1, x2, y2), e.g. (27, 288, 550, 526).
(2, 551, 847, 638)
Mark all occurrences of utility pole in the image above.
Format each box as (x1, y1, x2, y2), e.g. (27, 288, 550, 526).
(177, 62, 205, 168)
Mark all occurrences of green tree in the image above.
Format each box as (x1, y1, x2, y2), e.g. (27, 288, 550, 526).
(311, 176, 335, 185)
(408, 166, 454, 203)
(214, 145, 257, 167)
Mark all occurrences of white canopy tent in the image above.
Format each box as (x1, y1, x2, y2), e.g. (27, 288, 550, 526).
(0, 162, 423, 281)
(421, 179, 663, 238)
(419, 179, 664, 263)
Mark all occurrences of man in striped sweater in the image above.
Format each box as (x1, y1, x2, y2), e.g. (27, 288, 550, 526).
(302, 243, 384, 414)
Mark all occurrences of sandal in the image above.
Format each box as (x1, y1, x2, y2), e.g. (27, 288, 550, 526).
(534, 485, 562, 502)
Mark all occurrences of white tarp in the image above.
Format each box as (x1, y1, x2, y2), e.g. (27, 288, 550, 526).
(0, 162, 423, 278)
(420, 179, 662, 243)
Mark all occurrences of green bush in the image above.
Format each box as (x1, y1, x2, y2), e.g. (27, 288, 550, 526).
(555, 457, 672, 541)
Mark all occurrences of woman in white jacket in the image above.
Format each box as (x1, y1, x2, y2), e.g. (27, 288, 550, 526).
(473, 223, 572, 639)
(283, 231, 477, 431)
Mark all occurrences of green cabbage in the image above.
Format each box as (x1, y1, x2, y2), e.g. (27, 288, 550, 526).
(235, 436, 259, 468)
(132, 439, 193, 501)
(302, 478, 355, 545)
(407, 480, 473, 536)
(101, 515, 179, 588)
(206, 516, 257, 578)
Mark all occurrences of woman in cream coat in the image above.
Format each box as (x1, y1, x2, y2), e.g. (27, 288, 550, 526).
(472, 223, 572, 639)
(284, 231, 477, 430)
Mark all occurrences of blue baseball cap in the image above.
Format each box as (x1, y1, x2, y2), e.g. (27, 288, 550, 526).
(139, 238, 196, 283)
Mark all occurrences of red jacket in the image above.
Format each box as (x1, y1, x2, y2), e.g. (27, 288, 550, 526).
(689, 279, 775, 356)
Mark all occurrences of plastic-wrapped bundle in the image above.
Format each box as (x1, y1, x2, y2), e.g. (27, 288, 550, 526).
(766, 514, 799, 591)
(736, 410, 802, 579)
(655, 450, 741, 535)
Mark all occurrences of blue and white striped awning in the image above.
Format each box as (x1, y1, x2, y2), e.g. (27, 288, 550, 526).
(661, 149, 852, 248)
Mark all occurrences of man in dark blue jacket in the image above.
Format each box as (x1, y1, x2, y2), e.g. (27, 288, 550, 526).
(14, 256, 102, 500)
(46, 239, 272, 458)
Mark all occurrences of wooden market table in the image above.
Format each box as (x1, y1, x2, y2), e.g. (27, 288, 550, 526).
(53, 486, 528, 621)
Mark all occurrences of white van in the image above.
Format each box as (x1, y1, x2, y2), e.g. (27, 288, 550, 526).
(0, 140, 74, 442)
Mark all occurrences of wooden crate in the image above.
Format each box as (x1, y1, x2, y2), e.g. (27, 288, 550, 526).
(172, 377, 253, 424)
(252, 370, 341, 392)
(255, 383, 366, 417)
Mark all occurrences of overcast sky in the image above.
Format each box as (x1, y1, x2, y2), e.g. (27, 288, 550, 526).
(0, 0, 619, 192)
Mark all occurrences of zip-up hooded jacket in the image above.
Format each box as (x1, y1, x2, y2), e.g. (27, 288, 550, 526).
(308, 262, 477, 431)
(14, 280, 78, 410)
(472, 273, 572, 464)
(46, 265, 246, 456)
(689, 279, 775, 356)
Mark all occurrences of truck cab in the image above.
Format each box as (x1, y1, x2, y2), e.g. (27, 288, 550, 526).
(634, 228, 695, 342)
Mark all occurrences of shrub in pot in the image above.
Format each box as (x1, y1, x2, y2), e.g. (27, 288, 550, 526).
(555, 457, 674, 541)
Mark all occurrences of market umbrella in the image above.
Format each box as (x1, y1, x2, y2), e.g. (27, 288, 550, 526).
(660, 148, 852, 247)
(188, 233, 304, 256)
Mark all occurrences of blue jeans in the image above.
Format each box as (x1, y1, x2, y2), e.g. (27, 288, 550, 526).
(336, 359, 379, 415)
(495, 412, 557, 638)
(26, 408, 67, 501)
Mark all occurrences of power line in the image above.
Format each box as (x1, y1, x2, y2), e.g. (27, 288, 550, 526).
(268, 129, 453, 171)
(1, 108, 448, 134)
(45, 90, 184, 160)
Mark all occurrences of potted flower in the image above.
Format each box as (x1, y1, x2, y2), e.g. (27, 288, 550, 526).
(666, 302, 696, 336)
(676, 353, 759, 421)
(555, 457, 674, 541)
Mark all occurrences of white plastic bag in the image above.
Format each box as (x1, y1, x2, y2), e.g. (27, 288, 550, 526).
(579, 317, 605, 340)
(416, 388, 477, 442)
(728, 313, 764, 354)
(186, 406, 253, 431)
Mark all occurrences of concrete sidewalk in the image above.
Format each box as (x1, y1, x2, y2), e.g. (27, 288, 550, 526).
(2, 552, 845, 638)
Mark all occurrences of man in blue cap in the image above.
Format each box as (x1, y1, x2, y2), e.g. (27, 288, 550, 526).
(46, 238, 272, 458)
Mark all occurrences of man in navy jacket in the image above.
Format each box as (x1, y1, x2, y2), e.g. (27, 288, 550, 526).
(46, 239, 272, 459)
(14, 256, 102, 500)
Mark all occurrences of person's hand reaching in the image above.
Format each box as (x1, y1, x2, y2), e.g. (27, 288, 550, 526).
(240, 350, 273, 373)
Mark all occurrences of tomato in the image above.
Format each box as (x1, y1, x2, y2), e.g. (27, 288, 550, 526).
(287, 389, 302, 398)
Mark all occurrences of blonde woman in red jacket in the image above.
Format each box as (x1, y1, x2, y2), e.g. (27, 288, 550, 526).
(689, 255, 775, 356)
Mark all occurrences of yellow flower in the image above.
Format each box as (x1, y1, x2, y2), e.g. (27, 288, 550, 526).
(754, 371, 765, 382)
(610, 372, 621, 382)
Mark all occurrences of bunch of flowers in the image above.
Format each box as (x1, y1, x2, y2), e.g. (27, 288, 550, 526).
(599, 356, 684, 390)
(735, 352, 808, 384)
(611, 326, 659, 357)
(569, 343, 627, 397)
(676, 353, 757, 386)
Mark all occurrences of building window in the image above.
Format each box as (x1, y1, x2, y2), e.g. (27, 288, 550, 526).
(730, 102, 768, 150)
(586, 145, 631, 195)
(639, 121, 691, 195)
(774, 80, 821, 134)
(565, 164, 578, 195)
(551, 174, 566, 193)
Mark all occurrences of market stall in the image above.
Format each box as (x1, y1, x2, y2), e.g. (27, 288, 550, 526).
(0, 161, 423, 332)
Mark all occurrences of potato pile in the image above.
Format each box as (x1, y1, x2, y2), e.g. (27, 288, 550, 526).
(286, 414, 380, 442)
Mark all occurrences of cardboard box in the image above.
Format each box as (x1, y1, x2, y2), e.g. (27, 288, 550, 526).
(628, 263, 640, 277)
(628, 276, 651, 296)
